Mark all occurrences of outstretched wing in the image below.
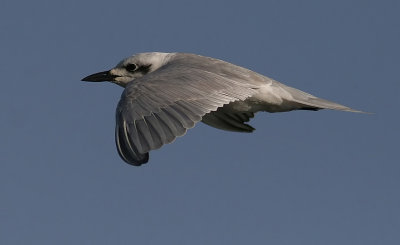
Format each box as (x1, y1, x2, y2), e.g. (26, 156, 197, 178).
(201, 105, 255, 132)
(115, 54, 266, 166)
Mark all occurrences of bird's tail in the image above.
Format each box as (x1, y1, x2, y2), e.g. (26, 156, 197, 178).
(279, 83, 367, 113)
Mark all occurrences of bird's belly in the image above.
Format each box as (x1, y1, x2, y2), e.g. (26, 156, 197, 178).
(226, 99, 282, 113)
(242, 84, 299, 113)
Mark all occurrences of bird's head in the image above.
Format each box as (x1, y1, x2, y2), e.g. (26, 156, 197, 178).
(82, 52, 173, 87)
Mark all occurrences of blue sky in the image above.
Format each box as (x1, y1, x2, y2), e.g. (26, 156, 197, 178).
(1, 0, 399, 244)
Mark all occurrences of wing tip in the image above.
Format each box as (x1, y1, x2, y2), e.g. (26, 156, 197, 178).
(115, 124, 151, 167)
(123, 153, 150, 166)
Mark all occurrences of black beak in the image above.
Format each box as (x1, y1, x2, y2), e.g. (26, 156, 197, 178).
(81, 70, 117, 82)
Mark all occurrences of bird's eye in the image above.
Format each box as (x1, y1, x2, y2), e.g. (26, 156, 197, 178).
(126, 63, 138, 72)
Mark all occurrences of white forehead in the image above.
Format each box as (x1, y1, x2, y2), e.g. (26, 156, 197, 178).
(116, 52, 174, 68)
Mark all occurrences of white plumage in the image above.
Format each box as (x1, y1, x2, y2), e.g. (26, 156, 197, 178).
(82, 52, 363, 166)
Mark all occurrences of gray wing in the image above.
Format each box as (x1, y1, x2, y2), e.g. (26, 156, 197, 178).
(201, 105, 255, 132)
(115, 54, 265, 166)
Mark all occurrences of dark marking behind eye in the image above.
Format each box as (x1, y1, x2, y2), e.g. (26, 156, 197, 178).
(136, 64, 152, 74)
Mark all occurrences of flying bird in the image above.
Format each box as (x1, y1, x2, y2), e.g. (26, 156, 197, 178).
(82, 52, 362, 166)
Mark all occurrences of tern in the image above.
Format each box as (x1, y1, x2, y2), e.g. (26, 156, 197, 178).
(82, 52, 363, 166)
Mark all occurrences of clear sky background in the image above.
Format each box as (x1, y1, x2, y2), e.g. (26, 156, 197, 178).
(1, 0, 399, 244)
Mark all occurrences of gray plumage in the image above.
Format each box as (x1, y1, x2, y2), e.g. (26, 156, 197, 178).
(82, 52, 363, 166)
